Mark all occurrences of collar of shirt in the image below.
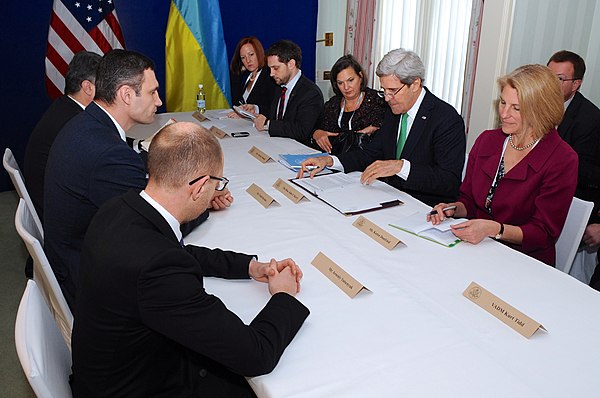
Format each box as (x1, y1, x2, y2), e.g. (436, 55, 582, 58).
(67, 95, 86, 110)
(139, 190, 183, 243)
(564, 95, 574, 110)
(243, 68, 263, 102)
(404, 87, 427, 136)
(94, 101, 127, 142)
(280, 69, 302, 113)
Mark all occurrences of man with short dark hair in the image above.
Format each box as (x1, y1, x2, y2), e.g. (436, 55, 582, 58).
(72, 122, 309, 397)
(547, 50, 600, 223)
(253, 40, 324, 145)
(24, 51, 101, 219)
(44, 50, 230, 309)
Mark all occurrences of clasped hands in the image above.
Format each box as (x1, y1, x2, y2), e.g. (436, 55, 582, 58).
(210, 188, 234, 210)
(249, 258, 303, 296)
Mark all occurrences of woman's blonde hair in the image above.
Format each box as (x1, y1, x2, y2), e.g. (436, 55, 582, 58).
(497, 64, 564, 140)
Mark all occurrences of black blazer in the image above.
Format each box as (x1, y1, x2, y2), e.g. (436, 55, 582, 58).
(230, 66, 278, 116)
(558, 91, 600, 222)
(338, 88, 466, 206)
(24, 95, 83, 219)
(72, 190, 309, 398)
(44, 102, 206, 309)
(268, 73, 324, 145)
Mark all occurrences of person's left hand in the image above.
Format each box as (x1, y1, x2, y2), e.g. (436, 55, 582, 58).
(450, 219, 498, 244)
(583, 223, 600, 247)
(210, 189, 233, 210)
(357, 125, 379, 135)
(249, 258, 303, 287)
(254, 114, 268, 131)
(360, 160, 404, 184)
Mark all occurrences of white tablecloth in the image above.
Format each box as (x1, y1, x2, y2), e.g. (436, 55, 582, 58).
(130, 112, 600, 398)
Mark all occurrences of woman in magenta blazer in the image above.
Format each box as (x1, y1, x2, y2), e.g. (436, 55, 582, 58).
(429, 64, 577, 265)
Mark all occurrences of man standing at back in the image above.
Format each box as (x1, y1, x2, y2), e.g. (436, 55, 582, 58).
(44, 49, 163, 309)
(72, 122, 309, 397)
(253, 40, 324, 145)
(299, 48, 466, 206)
(24, 51, 101, 220)
(547, 51, 600, 222)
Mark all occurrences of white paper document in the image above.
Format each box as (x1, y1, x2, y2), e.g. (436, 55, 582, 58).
(291, 172, 402, 215)
(390, 211, 468, 247)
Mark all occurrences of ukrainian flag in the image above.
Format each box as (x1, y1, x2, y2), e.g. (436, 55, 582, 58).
(165, 0, 231, 111)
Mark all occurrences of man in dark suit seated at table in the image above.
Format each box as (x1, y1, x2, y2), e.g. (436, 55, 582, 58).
(24, 50, 101, 220)
(298, 48, 466, 207)
(253, 40, 324, 146)
(71, 121, 309, 398)
(547, 50, 600, 223)
(44, 49, 232, 310)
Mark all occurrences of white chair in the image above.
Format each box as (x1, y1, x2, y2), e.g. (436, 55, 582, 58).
(555, 197, 594, 274)
(15, 198, 73, 350)
(3, 147, 44, 242)
(15, 279, 73, 398)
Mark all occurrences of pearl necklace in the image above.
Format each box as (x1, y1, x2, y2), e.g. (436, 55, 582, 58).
(508, 134, 539, 151)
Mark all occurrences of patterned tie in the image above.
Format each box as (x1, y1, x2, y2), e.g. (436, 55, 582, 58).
(179, 238, 185, 247)
(277, 86, 287, 120)
(395, 113, 408, 160)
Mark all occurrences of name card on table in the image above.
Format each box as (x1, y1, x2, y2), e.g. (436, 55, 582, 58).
(192, 111, 209, 122)
(311, 252, 370, 298)
(273, 178, 307, 204)
(352, 216, 404, 250)
(209, 126, 229, 139)
(463, 281, 546, 339)
(246, 183, 278, 208)
(248, 146, 272, 163)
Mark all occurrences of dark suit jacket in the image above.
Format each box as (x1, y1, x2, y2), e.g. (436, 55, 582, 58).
(230, 66, 278, 116)
(268, 73, 324, 145)
(24, 95, 83, 220)
(338, 88, 466, 206)
(72, 190, 309, 398)
(460, 128, 578, 265)
(557, 91, 600, 222)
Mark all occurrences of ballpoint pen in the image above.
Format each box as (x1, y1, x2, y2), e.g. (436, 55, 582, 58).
(429, 205, 457, 215)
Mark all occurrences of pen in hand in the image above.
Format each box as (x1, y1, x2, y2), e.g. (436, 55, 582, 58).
(429, 205, 457, 215)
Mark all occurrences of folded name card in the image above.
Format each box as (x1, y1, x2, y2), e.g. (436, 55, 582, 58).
(311, 252, 370, 298)
(248, 146, 272, 163)
(209, 126, 229, 139)
(192, 111, 208, 122)
(463, 281, 546, 339)
(352, 216, 404, 250)
(273, 178, 307, 204)
(246, 183, 278, 208)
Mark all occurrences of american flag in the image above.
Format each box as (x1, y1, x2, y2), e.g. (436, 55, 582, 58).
(45, 0, 125, 99)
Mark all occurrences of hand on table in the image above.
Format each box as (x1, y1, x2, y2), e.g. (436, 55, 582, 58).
(449, 219, 499, 244)
(210, 188, 233, 210)
(360, 160, 403, 185)
(427, 202, 463, 225)
(296, 156, 334, 179)
(254, 114, 268, 131)
(249, 258, 303, 295)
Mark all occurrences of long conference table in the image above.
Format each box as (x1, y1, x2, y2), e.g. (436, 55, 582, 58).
(128, 111, 600, 397)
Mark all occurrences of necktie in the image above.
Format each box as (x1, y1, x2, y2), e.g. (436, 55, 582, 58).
(277, 86, 287, 120)
(179, 238, 185, 247)
(396, 113, 408, 160)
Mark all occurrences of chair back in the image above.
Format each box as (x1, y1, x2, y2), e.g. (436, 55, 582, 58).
(3, 148, 44, 242)
(15, 199, 73, 350)
(15, 279, 73, 398)
(556, 197, 594, 273)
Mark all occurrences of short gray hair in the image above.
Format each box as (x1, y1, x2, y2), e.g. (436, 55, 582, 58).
(376, 48, 425, 84)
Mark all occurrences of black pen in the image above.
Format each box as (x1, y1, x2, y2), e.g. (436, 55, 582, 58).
(429, 205, 456, 215)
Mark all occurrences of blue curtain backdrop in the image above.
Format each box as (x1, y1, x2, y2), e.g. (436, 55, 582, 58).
(0, 0, 318, 192)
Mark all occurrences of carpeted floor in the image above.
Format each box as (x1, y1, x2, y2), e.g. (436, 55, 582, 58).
(0, 190, 37, 397)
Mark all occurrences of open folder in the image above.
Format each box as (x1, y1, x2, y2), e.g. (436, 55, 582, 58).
(290, 171, 402, 215)
(389, 211, 468, 247)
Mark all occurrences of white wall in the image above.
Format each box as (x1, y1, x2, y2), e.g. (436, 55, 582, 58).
(316, 0, 347, 100)
(507, 0, 599, 105)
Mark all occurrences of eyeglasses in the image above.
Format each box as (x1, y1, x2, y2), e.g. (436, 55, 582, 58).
(557, 76, 581, 82)
(188, 175, 229, 191)
(377, 83, 407, 98)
